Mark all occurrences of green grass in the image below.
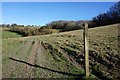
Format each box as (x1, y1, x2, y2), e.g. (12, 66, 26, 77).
(2, 23, 120, 79)
(2, 30, 22, 39)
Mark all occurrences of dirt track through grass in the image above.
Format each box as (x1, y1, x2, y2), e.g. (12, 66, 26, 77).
(25, 39, 39, 77)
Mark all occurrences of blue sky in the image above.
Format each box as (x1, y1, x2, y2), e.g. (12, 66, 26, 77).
(2, 2, 116, 26)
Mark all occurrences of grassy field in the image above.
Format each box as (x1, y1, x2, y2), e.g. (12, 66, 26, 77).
(0, 28, 22, 39)
(2, 31, 22, 39)
(2, 23, 120, 79)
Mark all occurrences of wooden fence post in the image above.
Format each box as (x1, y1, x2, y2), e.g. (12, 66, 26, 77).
(83, 23, 89, 78)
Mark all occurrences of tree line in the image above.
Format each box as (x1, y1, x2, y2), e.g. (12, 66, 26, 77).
(91, 1, 120, 27)
(1, 24, 59, 36)
(43, 20, 89, 31)
(42, 1, 120, 30)
(1, 1, 120, 36)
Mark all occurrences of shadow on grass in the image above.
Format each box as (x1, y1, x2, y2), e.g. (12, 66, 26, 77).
(9, 57, 84, 78)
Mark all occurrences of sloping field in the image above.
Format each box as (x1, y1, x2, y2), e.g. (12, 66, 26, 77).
(2, 23, 120, 79)
(2, 36, 84, 78)
(0, 28, 22, 39)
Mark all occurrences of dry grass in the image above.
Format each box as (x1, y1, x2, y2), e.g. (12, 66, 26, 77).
(2, 23, 120, 79)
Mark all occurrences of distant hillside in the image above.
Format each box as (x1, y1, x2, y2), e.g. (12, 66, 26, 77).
(41, 20, 90, 32)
